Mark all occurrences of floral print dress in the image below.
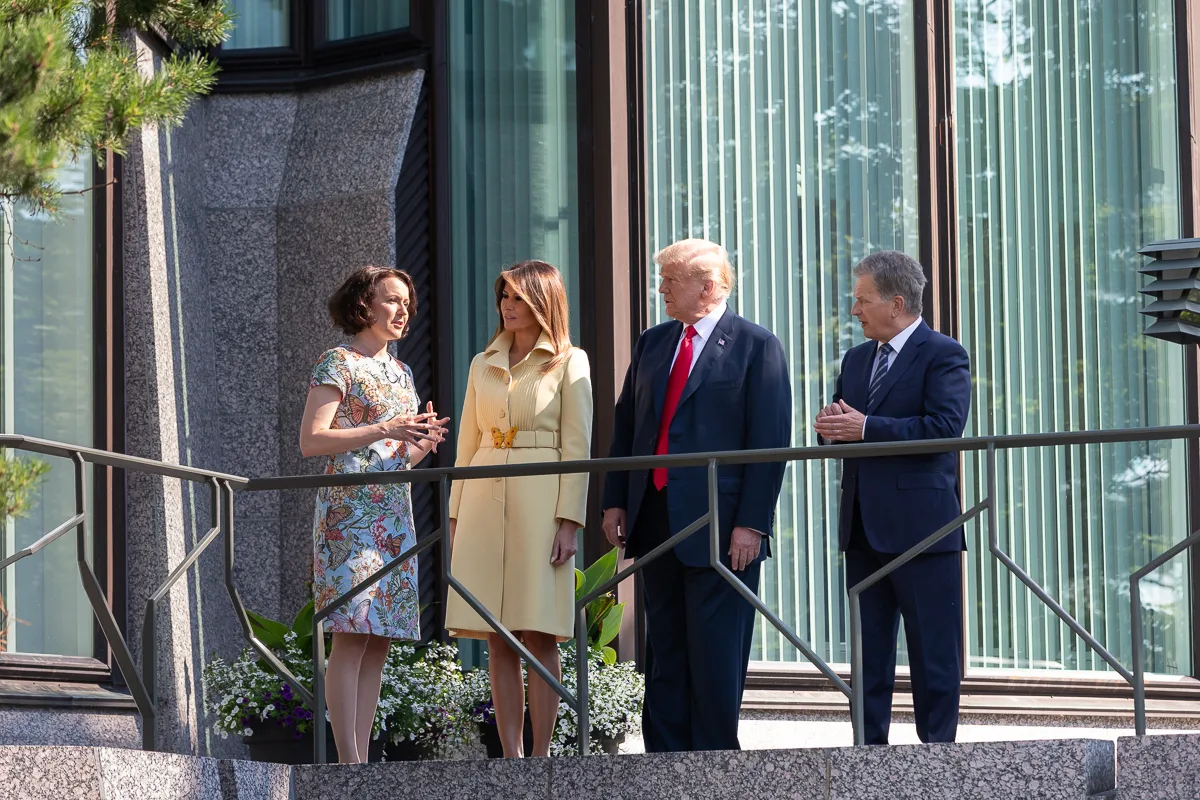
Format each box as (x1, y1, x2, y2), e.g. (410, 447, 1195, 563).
(310, 345, 420, 639)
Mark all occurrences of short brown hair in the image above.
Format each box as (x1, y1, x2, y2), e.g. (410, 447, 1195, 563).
(327, 266, 417, 336)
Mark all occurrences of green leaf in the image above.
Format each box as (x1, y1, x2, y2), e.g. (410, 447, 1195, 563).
(586, 596, 614, 638)
(602, 646, 617, 666)
(577, 548, 618, 603)
(575, 568, 584, 594)
(594, 602, 625, 649)
(291, 600, 315, 636)
(246, 609, 290, 651)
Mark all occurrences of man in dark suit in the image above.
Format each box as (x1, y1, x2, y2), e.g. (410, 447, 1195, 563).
(813, 250, 971, 746)
(601, 238, 791, 753)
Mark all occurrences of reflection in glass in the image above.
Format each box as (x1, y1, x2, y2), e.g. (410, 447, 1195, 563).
(448, 0, 579, 406)
(644, 1, 920, 665)
(447, 0, 579, 668)
(224, 0, 290, 49)
(955, 0, 1190, 674)
(325, 0, 409, 41)
(0, 155, 94, 657)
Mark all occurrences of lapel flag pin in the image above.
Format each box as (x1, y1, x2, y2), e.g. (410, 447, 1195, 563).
(718, 338, 726, 346)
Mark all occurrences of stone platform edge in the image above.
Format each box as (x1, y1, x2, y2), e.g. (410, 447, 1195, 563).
(5, 733, 1200, 800)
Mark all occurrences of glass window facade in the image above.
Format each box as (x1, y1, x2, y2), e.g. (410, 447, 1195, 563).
(0, 156, 95, 658)
(224, 0, 290, 49)
(955, 0, 1190, 674)
(448, 0, 580, 406)
(645, 0, 921, 665)
(447, 0, 581, 665)
(325, 0, 409, 41)
(644, 0, 1192, 676)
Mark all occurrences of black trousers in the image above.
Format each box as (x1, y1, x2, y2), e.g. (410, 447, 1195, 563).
(636, 483, 760, 752)
(845, 499, 962, 745)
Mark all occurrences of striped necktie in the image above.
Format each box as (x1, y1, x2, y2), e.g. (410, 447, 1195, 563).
(868, 343, 893, 408)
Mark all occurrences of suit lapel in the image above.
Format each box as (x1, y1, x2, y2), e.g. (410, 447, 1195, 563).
(866, 321, 930, 414)
(675, 310, 736, 410)
(652, 321, 684, 420)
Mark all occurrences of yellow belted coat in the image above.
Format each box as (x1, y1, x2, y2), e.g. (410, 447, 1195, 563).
(445, 331, 593, 640)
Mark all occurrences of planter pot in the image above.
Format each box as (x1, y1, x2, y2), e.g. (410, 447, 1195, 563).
(382, 738, 436, 762)
(477, 719, 625, 757)
(477, 713, 535, 759)
(243, 721, 384, 764)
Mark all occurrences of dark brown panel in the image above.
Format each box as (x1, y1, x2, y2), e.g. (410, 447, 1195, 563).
(393, 81, 442, 643)
(576, 0, 635, 566)
(914, 0, 958, 337)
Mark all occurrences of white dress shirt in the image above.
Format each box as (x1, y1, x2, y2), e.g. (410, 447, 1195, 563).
(862, 316, 924, 434)
(873, 315, 923, 372)
(671, 301, 728, 373)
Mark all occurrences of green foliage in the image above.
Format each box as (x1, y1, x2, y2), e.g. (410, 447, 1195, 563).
(575, 547, 627, 665)
(0, 453, 50, 521)
(0, 0, 233, 212)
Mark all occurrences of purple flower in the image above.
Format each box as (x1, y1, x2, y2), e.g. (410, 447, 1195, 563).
(281, 683, 294, 701)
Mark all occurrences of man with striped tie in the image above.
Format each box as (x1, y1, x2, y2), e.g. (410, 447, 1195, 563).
(814, 250, 972, 746)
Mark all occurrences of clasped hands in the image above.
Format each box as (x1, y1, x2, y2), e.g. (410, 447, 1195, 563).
(813, 399, 866, 443)
(376, 401, 451, 451)
(601, 508, 762, 571)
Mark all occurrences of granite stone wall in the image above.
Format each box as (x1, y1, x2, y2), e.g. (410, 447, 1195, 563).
(104, 31, 424, 756)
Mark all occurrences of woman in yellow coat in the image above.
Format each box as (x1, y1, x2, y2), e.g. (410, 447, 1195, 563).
(446, 260, 592, 758)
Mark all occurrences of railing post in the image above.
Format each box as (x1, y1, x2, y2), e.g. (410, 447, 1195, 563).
(314, 615, 328, 763)
(69, 453, 155, 748)
(1130, 572, 1147, 737)
(849, 592, 865, 746)
(577, 606, 589, 756)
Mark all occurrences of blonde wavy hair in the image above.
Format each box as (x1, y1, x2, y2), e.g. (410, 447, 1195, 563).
(490, 260, 574, 373)
(654, 238, 735, 300)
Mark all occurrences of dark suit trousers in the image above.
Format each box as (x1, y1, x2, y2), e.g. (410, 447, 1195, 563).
(635, 484, 759, 752)
(845, 497, 962, 745)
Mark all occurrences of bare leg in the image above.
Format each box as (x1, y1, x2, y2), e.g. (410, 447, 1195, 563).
(524, 631, 562, 758)
(326, 633, 370, 763)
(353, 635, 393, 763)
(487, 633, 527, 757)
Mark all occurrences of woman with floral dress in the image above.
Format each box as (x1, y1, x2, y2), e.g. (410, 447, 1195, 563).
(299, 266, 449, 764)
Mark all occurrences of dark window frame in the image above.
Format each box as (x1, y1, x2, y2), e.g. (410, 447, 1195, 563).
(0, 153, 124, 686)
(214, 0, 430, 92)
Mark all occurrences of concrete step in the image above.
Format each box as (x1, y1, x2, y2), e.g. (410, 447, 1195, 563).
(6, 735, 1200, 799)
(7, 738, 1200, 800)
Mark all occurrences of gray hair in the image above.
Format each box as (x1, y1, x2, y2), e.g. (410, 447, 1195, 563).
(852, 251, 926, 316)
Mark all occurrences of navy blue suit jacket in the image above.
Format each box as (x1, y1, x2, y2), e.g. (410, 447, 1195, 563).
(602, 311, 792, 568)
(831, 321, 972, 554)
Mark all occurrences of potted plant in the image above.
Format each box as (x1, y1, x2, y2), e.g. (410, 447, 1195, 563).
(466, 548, 643, 757)
(202, 602, 336, 764)
(375, 640, 475, 760)
(203, 602, 471, 763)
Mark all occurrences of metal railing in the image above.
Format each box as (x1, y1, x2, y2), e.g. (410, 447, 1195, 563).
(239, 423, 1200, 760)
(0, 433, 249, 751)
(3, 425, 1196, 759)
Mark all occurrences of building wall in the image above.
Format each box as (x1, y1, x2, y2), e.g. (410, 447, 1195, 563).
(114, 31, 425, 756)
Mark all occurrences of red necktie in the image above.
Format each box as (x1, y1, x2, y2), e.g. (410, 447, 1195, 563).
(653, 325, 698, 490)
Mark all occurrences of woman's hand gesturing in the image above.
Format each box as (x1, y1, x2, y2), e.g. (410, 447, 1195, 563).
(377, 406, 445, 447)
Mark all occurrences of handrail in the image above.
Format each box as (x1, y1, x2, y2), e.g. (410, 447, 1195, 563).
(0, 439, 237, 751)
(3, 424, 1194, 759)
(232, 423, 1200, 758)
(0, 434, 248, 485)
(242, 425, 1200, 490)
